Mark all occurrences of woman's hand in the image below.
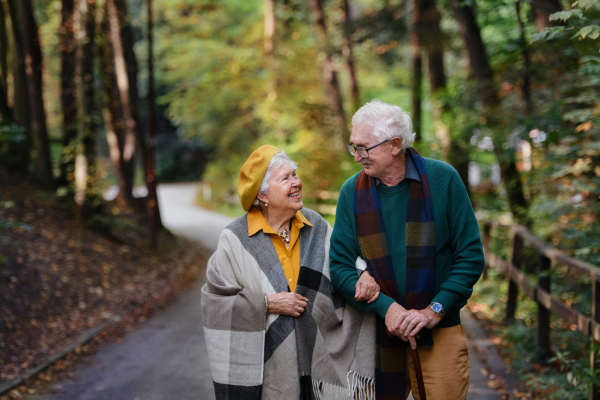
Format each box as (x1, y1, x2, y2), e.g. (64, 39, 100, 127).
(267, 292, 309, 317)
(355, 270, 380, 303)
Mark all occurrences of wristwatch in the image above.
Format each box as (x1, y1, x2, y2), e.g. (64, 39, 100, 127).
(428, 302, 446, 318)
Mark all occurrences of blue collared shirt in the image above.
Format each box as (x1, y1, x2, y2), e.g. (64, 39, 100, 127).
(374, 154, 421, 186)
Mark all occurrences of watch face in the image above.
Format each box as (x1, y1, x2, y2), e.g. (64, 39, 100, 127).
(432, 303, 442, 313)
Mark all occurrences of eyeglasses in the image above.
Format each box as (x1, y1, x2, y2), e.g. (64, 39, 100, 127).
(346, 139, 390, 158)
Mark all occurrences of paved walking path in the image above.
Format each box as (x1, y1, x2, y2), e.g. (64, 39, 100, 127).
(28, 182, 517, 400)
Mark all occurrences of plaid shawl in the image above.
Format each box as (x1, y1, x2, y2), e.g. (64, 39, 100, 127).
(201, 208, 376, 400)
(353, 147, 436, 399)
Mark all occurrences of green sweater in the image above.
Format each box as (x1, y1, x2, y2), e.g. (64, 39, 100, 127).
(329, 158, 484, 328)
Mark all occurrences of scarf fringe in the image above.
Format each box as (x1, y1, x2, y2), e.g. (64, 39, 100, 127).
(310, 372, 374, 400)
(346, 371, 375, 400)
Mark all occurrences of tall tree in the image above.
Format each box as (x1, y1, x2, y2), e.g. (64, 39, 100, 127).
(80, 0, 98, 211)
(147, 0, 163, 246)
(106, 0, 138, 188)
(411, 9, 423, 141)
(450, 0, 529, 223)
(114, 0, 147, 180)
(263, 0, 275, 59)
(99, 0, 135, 205)
(263, 0, 277, 104)
(59, 0, 78, 189)
(310, 0, 347, 139)
(5, 0, 31, 173)
(0, 0, 11, 120)
(414, 0, 470, 190)
(531, 0, 563, 31)
(341, 0, 359, 114)
(18, 0, 54, 187)
(515, 0, 532, 116)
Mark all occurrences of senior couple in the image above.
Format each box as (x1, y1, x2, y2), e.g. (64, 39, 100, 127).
(201, 100, 484, 400)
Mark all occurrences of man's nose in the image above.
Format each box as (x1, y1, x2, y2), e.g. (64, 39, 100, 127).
(354, 151, 363, 163)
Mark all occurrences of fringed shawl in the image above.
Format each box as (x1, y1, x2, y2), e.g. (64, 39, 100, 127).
(201, 208, 376, 400)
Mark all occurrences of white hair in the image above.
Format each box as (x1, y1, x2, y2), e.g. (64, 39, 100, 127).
(351, 99, 416, 154)
(252, 151, 298, 208)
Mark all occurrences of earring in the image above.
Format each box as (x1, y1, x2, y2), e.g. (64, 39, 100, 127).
(265, 203, 268, 207)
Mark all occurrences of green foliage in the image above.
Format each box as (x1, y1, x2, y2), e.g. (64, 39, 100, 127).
(471, 263, 597, 399)
(0, 121, 26, 167)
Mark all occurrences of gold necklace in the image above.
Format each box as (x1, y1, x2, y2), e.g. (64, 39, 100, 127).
(277, 227, 290, 249)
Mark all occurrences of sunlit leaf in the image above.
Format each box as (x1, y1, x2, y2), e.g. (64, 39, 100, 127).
(550, 9, 583, 22)
(580, 26, 593, 39)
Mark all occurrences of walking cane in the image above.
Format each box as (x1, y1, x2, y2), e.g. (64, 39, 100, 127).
(411, 345, 427, 400)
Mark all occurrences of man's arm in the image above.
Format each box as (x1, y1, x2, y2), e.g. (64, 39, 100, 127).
(329, 181, 395, 318)
(430, 168, 485, 314)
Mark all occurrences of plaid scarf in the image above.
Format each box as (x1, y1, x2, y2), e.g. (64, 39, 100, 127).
(354, 147, 436, 399)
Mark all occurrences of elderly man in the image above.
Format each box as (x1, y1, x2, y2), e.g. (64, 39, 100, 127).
(329, 100, 484, 399)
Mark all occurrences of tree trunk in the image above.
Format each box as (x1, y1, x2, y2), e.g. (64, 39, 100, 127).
(106, 0, 137, 173)
(450, 1, 496, 108)
(5, 0, 31, 173)
(99, 1, 134, 205)
(113, 0, 147, 181)
(310, 0, 347, 140)
(411, 34, 422, 142)
(450, 0, 529, 223)
(263, 0, 275, 59)
(516, 0, 532, 116)
(18, 0, 54, 187)
(531, 0, 562, 31)
(80, 0, 98, 213)
(341, 0, 359, 114)
(146, 0, 163, 245)
(0, 0, 12, 120)
(414, 0, 470, 196)
(59, 0, 78, 189)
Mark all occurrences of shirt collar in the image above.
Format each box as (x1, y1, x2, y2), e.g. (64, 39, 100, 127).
(375, 153, 421, 187)
(247, 206, 312, 236)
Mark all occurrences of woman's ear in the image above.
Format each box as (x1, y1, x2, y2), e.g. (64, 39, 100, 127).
(390, 137, 403, 156)
(256, 191, 269, 205)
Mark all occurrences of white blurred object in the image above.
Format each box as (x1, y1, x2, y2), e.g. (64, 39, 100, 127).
(355, 256, 367, 274)
(103, 185, 148, 201)
(133, 186, 148, 198)
(75, 154, 87, 205)
(468, 162, 481, 187)
(103, 186, 119, 201)
(491, 163, 501, 186)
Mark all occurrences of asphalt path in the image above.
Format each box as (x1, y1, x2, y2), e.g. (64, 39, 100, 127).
(28, 182, 514, 400)
(29, 183, 227, 400)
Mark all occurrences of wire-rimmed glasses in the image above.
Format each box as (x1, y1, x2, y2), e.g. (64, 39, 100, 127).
(346, 139, 390, 158)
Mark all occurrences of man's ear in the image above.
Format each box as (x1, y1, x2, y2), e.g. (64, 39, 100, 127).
(390, 137, 403, 156)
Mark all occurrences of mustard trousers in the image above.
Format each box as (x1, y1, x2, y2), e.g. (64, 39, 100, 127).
(405, 325, 470, 400)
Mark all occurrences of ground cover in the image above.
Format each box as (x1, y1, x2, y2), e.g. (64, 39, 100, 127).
(469, 265, 597, 400)
(0, 174, 208, 399)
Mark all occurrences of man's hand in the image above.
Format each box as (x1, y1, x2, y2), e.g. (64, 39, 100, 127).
(355, 270, 380, 303)
(385, 303, 442, 349)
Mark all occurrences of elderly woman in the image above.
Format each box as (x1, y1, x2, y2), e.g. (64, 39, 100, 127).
(201, 145, 380, 400)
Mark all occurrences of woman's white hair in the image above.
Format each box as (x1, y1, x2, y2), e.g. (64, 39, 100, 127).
(252, 151, 298, 208)
(351, 99, 416, 154)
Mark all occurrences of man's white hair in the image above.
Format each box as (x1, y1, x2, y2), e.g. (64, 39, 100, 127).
(352, 99, 416, 154)
(252, 151, 298, 208)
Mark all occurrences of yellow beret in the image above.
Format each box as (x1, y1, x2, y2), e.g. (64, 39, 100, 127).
(238, 145, 282, 211)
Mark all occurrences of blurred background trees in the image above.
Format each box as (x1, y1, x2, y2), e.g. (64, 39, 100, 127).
(0, 0, 598, 263)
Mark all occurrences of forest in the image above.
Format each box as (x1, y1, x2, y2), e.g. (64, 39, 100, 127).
(0, 0, 599, 397)
(1, 0, 599, 261)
